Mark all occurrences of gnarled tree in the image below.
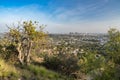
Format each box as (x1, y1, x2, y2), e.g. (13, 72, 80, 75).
(7, 21, 47, 65)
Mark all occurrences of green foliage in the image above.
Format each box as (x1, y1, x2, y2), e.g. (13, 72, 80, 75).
(27, 64, 64, 79)
(106, 28, 120, 64)
(95, 66, 116, 80)
(17, 64, 70, 80)
(1, 21, 48, 64)
(0, 43, 18, 63)
(43, 53, 80, 77)
(0, 60, 71, 80)
(94, 28, 120, 79)
(1, 22, 120, 80)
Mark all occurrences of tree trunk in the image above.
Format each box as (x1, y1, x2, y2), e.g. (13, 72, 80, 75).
(26, 41, 32, 65)
(17, 43, 24, 64)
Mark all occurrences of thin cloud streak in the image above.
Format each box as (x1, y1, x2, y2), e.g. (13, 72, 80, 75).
(0, 1, 120, 33)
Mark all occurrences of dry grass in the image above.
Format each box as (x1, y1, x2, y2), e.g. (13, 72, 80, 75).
(0, 58, 18, 77)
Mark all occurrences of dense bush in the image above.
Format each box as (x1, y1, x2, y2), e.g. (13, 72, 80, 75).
(0, 44, 18, 63)
(43, 53, 80, 77)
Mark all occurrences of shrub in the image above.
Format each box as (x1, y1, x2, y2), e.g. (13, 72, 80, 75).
(0, 44, 18, 64)
(43, 53, 80, 77)
(26, 64, 68, 80)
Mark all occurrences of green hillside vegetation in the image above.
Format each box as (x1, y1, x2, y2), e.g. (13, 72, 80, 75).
(0, 59, 69, 80)
(0, 21, 120, 80)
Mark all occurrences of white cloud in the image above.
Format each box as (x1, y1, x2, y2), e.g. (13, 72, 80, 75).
(0, 5, 54, 32)
(0, 3, 120, 33)
(0, 5, 47, 23)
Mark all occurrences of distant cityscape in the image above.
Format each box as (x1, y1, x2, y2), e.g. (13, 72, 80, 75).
(0, 32, 109, 46)
(49, 33, 108, 46)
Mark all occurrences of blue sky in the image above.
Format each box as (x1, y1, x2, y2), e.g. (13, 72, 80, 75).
(0, 0, 120, 33)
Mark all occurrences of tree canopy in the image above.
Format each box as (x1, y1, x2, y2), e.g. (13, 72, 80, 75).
(6, 21, 47, 65)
